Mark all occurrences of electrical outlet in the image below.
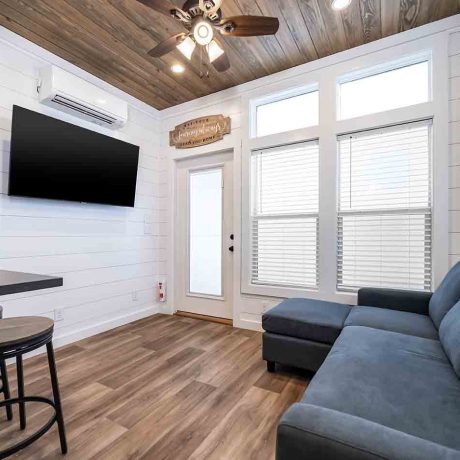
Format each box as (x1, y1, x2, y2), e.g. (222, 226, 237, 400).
(132, 291, 139, 302)
(54, 309, 64, 322)
(144, 213, 154, 224)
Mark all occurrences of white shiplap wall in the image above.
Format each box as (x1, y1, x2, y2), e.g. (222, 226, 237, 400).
(0, 30, 167, 346)
(449, 31, 460, 267)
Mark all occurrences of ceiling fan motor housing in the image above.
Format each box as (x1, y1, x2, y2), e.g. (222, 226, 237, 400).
(182, 0, 222, 22)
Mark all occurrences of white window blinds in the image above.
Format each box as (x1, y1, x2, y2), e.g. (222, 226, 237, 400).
(337, 120, 432, 291)
(251, 141, 319, 288)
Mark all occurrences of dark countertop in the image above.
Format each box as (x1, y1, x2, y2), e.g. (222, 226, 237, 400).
(0, 270, 63, 296)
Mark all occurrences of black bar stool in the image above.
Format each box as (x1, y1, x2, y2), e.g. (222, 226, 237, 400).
(0, 307, 12, 422)
(0, 316, 67, 458)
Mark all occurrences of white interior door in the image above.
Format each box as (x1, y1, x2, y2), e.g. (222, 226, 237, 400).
(176, 151, 233, 320)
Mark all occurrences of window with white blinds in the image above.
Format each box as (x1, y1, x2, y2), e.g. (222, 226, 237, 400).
(250, 141, 319, 288)
(337, 120, 432, 291)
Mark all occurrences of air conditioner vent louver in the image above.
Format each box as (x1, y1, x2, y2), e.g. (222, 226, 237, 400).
(51, 95, 117, 125)
(38, 66, 128, 129)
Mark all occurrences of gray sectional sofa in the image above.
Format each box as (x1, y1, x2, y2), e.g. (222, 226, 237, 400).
(262, 262, 460, 460)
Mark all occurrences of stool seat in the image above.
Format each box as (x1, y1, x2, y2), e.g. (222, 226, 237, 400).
(0, 315, 67, 457)
(0, 317, 54, 348)
(262, 298, 352, 345)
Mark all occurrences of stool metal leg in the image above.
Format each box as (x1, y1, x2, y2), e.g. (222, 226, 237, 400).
(46, 341, 67, 455)
(16, 354, 26, 430)
(0, 359, 12, 420)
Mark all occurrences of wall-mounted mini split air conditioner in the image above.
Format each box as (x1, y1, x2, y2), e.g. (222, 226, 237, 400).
(38, 66, 128, 129)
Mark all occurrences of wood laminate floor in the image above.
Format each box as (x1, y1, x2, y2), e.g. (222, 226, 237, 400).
(0, 314, 310, 459)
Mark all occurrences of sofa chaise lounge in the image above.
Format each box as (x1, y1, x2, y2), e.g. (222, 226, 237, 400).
(262, 262, 460, 460)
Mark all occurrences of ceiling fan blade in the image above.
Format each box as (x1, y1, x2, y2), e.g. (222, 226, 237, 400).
(148, 33, 187, 58)
(137, 0, 178, 16)
(219, 15, 279, 37)
(211, 51, 230, 72)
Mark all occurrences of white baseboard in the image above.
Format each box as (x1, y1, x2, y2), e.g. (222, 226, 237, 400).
(158, 302, 173, 314)
(4, 304, 164, 364)
(52, 304, 162, 349)
(233, 315, 263, 332)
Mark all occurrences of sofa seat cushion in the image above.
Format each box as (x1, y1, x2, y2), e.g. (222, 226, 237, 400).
(262, 298, 352, 345)
(303, 326, 460, 451)
(345, 305, 438, 339)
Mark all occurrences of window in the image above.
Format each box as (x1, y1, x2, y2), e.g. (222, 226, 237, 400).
(255, 90, 319, 137)
(337, 121, 432, 291)
(339, 61, 430, 120)
(250, 141, 319, 288)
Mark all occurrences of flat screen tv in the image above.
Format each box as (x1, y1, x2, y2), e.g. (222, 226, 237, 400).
(8, 105, 139, 207)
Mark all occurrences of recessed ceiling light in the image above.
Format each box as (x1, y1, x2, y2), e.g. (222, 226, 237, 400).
(331, 0, 352, 10)
(171, 63, 185, 74)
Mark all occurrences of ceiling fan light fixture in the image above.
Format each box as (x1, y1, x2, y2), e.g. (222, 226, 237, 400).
(194, 20, 214, 45)
(176, 36, 196, 60)
(331, 0, 352, 10)
(207, 40, 224, 63)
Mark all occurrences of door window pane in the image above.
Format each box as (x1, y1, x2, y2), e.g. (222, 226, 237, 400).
(189, 168, 222, 296)
(256, 91, 319, 137)
(339, 61, 429, 120)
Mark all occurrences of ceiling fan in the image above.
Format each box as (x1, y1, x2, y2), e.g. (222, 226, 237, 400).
(137, 0, 280, 73)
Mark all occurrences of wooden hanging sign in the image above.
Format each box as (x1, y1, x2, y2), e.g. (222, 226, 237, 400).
(169, 115, 231, 149)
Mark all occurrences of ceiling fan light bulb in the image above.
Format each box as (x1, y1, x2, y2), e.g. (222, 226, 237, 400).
(177, 37, 196, 60)
(331, 0, 352, 10)
(171, 63, 185, 73)
(207, 40, 224, 63)
(194, 20, 214, 46)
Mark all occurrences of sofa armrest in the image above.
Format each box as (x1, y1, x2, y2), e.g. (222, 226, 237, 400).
(277, 404, 458, 460)
(357, 287, 432, 315)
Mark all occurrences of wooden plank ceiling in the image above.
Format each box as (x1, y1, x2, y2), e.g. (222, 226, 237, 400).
(0, 0, 458, 110)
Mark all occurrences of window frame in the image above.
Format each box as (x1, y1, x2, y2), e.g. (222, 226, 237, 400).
(241, 36, 448, 302)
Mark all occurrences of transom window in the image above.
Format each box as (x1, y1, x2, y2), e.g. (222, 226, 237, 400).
(254, 90, 319, 138)
(339, 60, 430, 120)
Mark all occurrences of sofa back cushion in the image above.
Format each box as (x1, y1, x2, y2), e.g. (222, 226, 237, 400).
(439, 300, 460, 377)
(429, 261, 460, 329)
